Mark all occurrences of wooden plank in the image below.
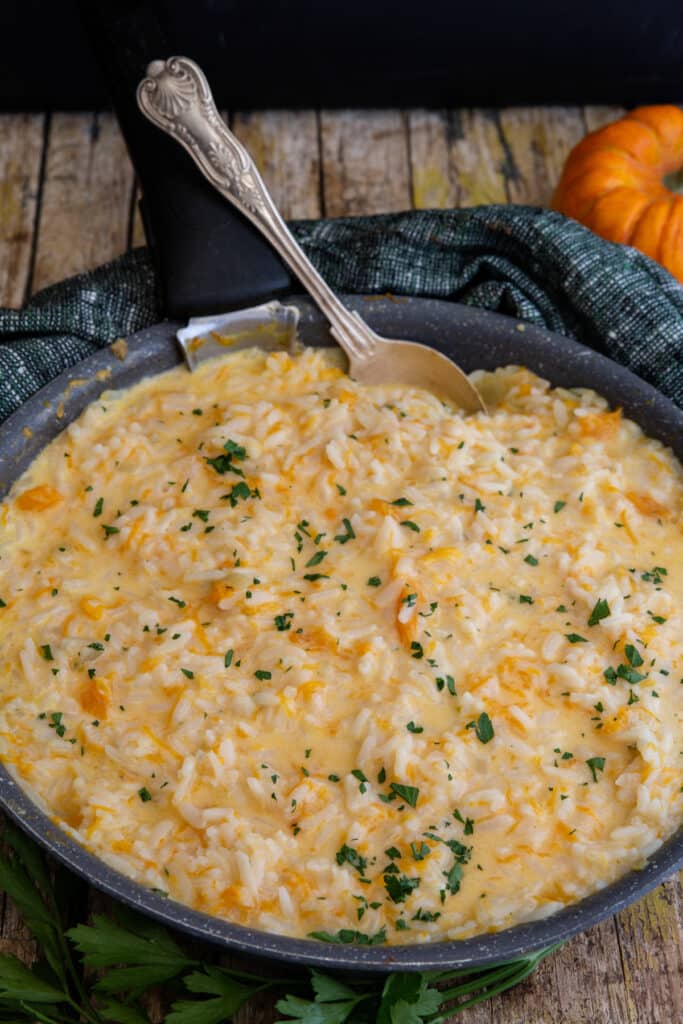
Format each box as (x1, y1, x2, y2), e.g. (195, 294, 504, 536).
(31, 112, 135, 293)
(484, 925, 631, 1024)
(583, 105, 627, 134)
(616, 877, 683, 1023)
(320, 110, 411, 217)
(0, 114, 44, 307)
(497, 106, 586, 207)
(232, 111, 322, 220)
(443, 109, 509, 208)
(408, 110, 456, 210)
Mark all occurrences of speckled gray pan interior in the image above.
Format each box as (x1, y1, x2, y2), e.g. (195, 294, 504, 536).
(0, 295, 681, 972)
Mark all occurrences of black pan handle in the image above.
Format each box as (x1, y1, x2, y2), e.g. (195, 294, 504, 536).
(78, 1, 293, 318)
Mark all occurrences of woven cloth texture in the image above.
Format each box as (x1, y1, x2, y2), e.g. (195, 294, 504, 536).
(1, 205, 681, 423)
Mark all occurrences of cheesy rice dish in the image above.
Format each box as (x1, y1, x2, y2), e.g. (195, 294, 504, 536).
(0, 347, 681, 945)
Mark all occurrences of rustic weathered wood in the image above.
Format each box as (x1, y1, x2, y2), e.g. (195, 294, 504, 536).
(497, 106, 586, 207)
(582, 105, 628, 134)
(31, 112, 135, 293)
(320, 110, 412, 217)
(442, 109, 510, 207)
(408, 110, 457, 210)
(0, 114, 44, 307)
(616, 876, 683, 1023)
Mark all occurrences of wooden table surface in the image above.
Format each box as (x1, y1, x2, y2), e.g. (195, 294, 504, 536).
(0, 105, 681, 1023)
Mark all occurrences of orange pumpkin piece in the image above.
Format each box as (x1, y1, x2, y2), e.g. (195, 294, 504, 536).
(16, 484, 63, 510)
(577, 408, 622, 439)
(79, 678, 111, 720)
(553, 105, 683, 283)
(626, 491, 669, 518)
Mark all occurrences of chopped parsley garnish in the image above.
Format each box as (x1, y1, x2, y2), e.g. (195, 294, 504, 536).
(435, 674, 457, 696)
(474, 498, 486, 513)
(389, 782, 419, 807)
(407, 721, 424, 734)
(410, 641, 424, 659)
(305, 550, 328, 567)
(367, 576, 381, 587)
(224, 649, 233, 667)
(274, 612, 294, 631)
(586, 757, 605, 782)
(336, 844, 368, 878)
(588, 598, 611, 626)
(392, 497, 413, 506)
(384, 873, 420, 903)
(303, 573, 329, 582)
(192, 509, 210, 522)
(334, 518, 356, 544)
(92, 497, 103, 517)
(524, 554, 539, 566)
(519, 594, 534, 604)
(410, 842, 430, 861)
(48, 712, 65, 737)
(205, 438, 247, 476)
(467, 712, 494, 744)
(641, 566, 667, 586)
(0, 598, 6, 608)
(617, 665, 647, 684)
(351, 769, 369, 794)
(224, 481, 259, 507)
(181, 668, 194, 679)
(647, 612, 667, 624)
(254, 669, 272, 681)
(168, 596, 186, 608)
(39, 644, 54, 661)
(138, 787, 152, 802)
(443, 863, 463, 895)
(565, 633, 588, 644)
(336, 484, 347, 495)
(308, 927, 387, 946)
(412, 908, 441, 922)
(554, 501, 566, 513)
(400, 520, 420, 532)
(102, 525, 119, 538)
(453, 809, 475, 834)
(624, 643, 644, 667)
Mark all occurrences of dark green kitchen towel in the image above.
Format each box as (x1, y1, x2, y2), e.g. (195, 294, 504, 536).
(1, 204, 682, 424)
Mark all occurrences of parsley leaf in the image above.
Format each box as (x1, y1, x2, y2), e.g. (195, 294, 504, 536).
(305, 550, 328, 567)
(467, 712, 494, 744)
(400, 520, 420, 532)
(336, 844, 368, 878)
(384, 873, 420, 903)
(586, 757, 606, 782)
(389, 782, 420, 807)
(588, 598, 610, 626)
(334, 518, 356, 544)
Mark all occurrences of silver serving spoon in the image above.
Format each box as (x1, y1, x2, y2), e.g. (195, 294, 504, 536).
(137, 57, 486, 413)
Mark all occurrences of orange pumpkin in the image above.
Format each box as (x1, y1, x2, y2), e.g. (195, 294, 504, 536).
(552, 105, 683, 283)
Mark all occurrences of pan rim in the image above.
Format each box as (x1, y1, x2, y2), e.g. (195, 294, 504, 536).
(1, 294, 681, 971)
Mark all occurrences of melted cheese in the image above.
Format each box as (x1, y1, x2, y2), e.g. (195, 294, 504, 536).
(0, 349, 681, 944)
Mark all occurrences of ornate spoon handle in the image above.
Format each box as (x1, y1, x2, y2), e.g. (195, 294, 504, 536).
(137, 57, 376, 363)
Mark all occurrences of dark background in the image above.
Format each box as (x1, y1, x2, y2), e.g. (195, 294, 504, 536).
(4, 0, 683, 109)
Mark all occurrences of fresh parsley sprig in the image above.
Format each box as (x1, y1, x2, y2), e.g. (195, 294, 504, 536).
(0, 821, 558, 1022)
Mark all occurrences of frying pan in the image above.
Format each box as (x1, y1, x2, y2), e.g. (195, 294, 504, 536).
(0, 3, 681, 974)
